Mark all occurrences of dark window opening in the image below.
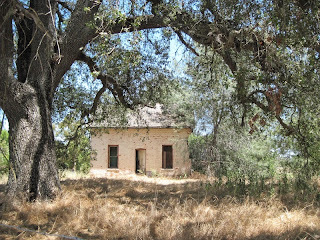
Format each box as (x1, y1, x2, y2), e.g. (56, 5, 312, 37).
(162, 145, 173, 169)
(109, 146, 118, 168)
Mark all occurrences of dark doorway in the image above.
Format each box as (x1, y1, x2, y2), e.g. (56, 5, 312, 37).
(135, 149, 146, 173)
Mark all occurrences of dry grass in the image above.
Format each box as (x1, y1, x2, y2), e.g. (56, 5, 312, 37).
(0, 174, 320, 240)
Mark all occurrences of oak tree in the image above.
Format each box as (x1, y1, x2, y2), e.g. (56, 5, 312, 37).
(0, 0, 168, 200)
(1, 0, 319, 200)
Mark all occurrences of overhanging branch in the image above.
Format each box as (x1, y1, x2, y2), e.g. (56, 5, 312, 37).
(55, 9, 166, 89)
(175, 30, 199, 56)
(76, 52, 135, 117)
(249, 94, 294, 135)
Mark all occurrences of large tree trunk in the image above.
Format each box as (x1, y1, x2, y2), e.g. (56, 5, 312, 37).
(6, 93, 60, 201)
(1, 0, 61, 200)
(0, 0, 104, 201)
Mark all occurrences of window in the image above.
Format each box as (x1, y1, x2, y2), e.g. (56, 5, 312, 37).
(162, 145, 173, 169)
(108, 145, 118, 168)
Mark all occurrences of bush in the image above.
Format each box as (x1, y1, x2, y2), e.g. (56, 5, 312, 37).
(0, 130, 9, 175)
(55, 127, 91, 173)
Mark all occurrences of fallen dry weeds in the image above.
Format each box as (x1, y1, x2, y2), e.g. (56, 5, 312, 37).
(0, 174, 320, 240)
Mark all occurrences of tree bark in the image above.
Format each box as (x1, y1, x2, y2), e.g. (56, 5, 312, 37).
(1, 0, 61, 200)
(6, 90, 60, 201)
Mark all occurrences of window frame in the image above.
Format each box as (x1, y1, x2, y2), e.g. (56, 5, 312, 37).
(108, 145, 119, 168)
(162, 145, 173, 169)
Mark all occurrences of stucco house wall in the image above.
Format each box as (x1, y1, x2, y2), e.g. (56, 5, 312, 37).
(90, 127, 192, 176)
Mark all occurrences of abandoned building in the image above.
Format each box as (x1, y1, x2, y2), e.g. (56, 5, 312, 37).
(90, 104, 192, 177)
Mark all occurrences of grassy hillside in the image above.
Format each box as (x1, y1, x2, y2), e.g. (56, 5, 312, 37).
(0, 173, 320, 239)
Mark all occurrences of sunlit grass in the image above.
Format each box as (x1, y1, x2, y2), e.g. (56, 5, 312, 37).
(0, 173, 320, 239)
(58, 170, 90, 180)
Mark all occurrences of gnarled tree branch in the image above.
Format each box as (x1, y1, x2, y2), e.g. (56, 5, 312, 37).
(76, 52, 135, 118)
(249, 92, 295, 135)
(175, 30, 199, 56)
(55, 8, 166, 90)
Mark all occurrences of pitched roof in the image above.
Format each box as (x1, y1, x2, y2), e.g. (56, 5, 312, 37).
(90, 103, 192, 129)
(127, 103, 176, 128)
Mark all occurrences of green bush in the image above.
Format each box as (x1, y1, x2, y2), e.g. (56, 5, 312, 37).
(190, 129, 320, 201)
(0, 130, 9, 175)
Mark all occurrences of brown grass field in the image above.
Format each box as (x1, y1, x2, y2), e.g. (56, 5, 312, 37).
(0, 173, 320, 240)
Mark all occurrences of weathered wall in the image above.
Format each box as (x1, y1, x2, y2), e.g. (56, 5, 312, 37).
(90, 128, 191, 176)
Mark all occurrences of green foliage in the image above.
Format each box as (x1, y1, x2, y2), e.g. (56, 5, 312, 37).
(52, 25, 176, 173)
(183, 0, 320, 166)
(54, 122, 91, 173)
(0, 130, 9, 174)
(186, 40, 320, 197)
(189, 128, 320, 200)
(189, 127, 277, 176)
(86, 29, 174, 106)
(182, 0, 320, 195)
(54, 0, 320, 184)
(186, 51, 240, 133)
(161, 86, 196, 128)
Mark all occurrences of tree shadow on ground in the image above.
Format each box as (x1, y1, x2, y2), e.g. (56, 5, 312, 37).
(61, 177, 207, 207)
(60, 177, 320, 209)
(168, 221, 320, 240)
(1, 177, 320, 240)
